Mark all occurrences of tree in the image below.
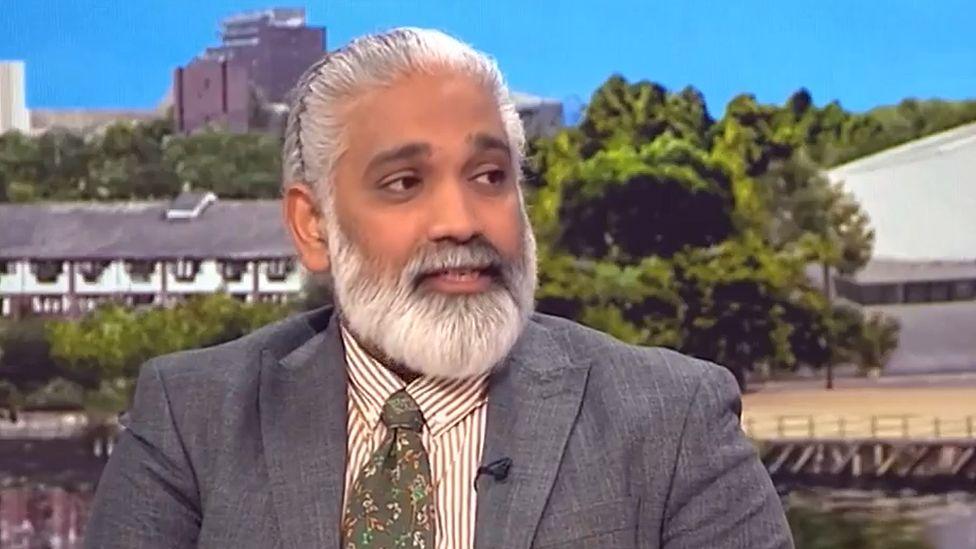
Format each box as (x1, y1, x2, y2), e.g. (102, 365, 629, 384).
(529, 76, 898, 388)
(0, 380, 22, 422)
(756, 150, 876, 387)
(36, 129, 91, 199)
(23, 377, 86, 411)
(162, 131, 282, 198)
(832, 306, 900, 376)
(47, 294, 290, 392)
(531, 77, 816, 386)
(0, 318, 63, 388)
(0, 130, 42, 202)
(579, 75, 713, 149)
(87, 120, 179, 199)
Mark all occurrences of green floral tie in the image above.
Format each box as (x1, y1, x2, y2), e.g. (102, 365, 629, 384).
(342, 389, 436, 548)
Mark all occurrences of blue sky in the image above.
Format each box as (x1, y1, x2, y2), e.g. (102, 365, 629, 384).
(2, 0, 974, 118)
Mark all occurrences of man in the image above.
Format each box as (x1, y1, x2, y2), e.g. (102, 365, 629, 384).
(85, 27, 793, 548)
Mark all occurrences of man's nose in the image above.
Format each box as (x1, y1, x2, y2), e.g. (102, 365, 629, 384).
(426, 180, 482, 243)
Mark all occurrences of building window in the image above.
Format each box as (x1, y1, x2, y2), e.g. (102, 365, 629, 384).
(32, 296, 65, 314)
(125, 260, 157, 282)
(929, 282, 952, 302)
(265, 259, 295, 281)
(76, 260, 111, 283)
(858, 284, 899, 305)
(259, 293, 290, 305)
(951, 280, 976, 301)
(31, 261, 64, 283)
(904, 283, 929, 303)
(836, 279, 899, 305)
(220, 260, 248, 282)
(170, 259, 200, 282)
(0, 261, 11, 275)
(131, 294, 156, 307)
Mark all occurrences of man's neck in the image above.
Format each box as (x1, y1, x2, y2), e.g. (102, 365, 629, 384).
(341, 320, 422, 385)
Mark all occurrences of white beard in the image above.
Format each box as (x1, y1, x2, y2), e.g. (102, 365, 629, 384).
(325, 208, 537, 379)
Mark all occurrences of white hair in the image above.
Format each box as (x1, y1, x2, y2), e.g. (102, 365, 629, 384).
(282, 26, 527, 209)
(329, 221, 537, 379)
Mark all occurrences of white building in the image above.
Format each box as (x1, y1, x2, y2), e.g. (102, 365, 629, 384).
(0, 61, 30, 134)
(0, 192, 302, 318)
(827, 122, 976, 374)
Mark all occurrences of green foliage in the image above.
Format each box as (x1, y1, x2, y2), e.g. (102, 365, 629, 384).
(82, 377, 136, 415)
(296, 273, 334, 311)
(0, 130, 44, 202)
(530, 75, 905, 383)
(579, 75, 712, 149)
(832, 305, 901, 374)
(554, 135, 737, 259)
(0, 120, 282, 201)
(47, 293, 290, 382)
(0, 318, 61, 388)
(162, 131, 282, 198)
(23, 377, 86, 411)
(0, 379, 22, 420)
(86, 119, 178, 199)
(836, 98, 976, 165)
(0, 295, 290, 414)
(758, 150, 875, 275)
(787, 504, 932, 549)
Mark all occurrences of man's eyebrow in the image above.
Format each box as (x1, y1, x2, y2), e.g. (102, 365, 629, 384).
(365, 142, 432, 173)
(469, 133, 511, 157)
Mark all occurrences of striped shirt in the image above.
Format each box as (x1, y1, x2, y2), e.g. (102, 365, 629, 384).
(341, 327, 487, 549)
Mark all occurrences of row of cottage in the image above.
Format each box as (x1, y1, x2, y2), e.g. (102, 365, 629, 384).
(0, 192, 302, 318)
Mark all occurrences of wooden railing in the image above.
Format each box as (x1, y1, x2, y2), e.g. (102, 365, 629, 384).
(742, 414, 976, 440)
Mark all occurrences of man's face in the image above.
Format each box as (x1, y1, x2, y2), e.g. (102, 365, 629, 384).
(331, 70, 523, 293)
(296, 69, 536, 378)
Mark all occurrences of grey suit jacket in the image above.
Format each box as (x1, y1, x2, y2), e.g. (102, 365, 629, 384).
(85, 307, 793, 548)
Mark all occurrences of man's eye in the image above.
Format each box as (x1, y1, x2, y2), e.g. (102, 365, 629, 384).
(473, 169, 507, 186)
(382, 175, 422, 193)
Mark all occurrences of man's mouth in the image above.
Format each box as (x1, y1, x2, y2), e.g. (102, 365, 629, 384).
(418, 265, 500, 294)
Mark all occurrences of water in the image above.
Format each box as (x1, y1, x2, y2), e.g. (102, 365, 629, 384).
(923, 499, 976, 549)
(787, 488, 976, 549)
(0, 485, 91, 549)
(3, 483, 974, 547)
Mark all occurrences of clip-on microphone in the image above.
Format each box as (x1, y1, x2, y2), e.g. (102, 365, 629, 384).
(474, 457, 512, 490)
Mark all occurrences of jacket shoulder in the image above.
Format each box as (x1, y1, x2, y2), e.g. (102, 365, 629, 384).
(529, 312, 734, 400)
(146, 307, 330, 390)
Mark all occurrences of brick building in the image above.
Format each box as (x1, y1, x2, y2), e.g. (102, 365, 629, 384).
(173, 8, 326, 134)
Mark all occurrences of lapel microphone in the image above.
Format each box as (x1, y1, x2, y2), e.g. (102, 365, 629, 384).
(474, 457, 512, 490)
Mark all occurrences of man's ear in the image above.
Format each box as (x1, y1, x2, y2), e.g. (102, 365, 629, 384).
(283, 183, 331, 272)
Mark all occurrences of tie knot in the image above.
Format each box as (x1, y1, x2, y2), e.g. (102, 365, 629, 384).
(381, 390, 424, 431)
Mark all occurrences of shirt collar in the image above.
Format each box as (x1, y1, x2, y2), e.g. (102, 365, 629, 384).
(341, 326, 488, 438)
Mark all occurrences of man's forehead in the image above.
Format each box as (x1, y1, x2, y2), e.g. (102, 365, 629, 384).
(344, 72, 501, 126)
(339, 73, 509, 158)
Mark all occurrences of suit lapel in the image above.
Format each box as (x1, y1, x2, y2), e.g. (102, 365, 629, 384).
(475, 319, 591, 549)
(260, 311, 348, 549)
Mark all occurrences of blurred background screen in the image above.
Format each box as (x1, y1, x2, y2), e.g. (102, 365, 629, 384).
(1, 1, 975, 547)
